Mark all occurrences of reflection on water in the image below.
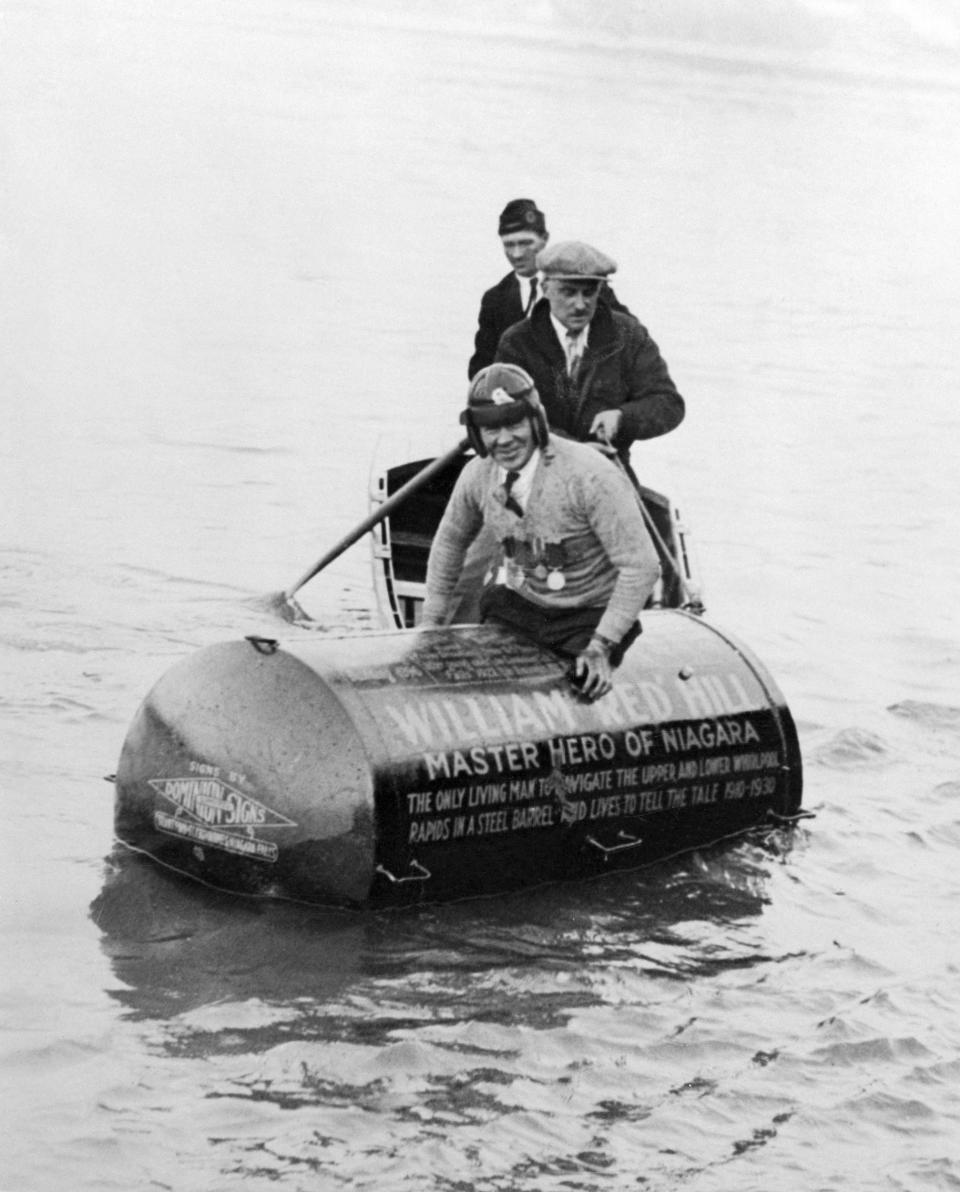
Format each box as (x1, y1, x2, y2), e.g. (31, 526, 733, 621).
(82, 832, 842, 1190)
(91, 853, 367, 1020)
(92, 835, 790, 1029)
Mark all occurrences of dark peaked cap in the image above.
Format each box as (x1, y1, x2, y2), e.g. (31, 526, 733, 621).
(498, 199, 546, 236)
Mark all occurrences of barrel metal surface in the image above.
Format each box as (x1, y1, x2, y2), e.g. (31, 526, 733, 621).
(114, 611, 802, 907)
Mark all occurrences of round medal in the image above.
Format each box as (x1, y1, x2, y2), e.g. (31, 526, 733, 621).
(546, 569, 566, 591)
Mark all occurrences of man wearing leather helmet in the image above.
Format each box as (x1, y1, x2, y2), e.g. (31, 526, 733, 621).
(422, 364, 660, 699)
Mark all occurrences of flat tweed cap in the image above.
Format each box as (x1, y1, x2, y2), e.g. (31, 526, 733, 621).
(537, 240, 617, 280)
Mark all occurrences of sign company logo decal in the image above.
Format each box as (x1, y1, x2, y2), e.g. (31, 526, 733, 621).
(149, 775, 296, 863)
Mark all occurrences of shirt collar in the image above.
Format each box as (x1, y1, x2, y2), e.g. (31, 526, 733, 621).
(550, 313, 589, 350)
(496, 449, 540, 486)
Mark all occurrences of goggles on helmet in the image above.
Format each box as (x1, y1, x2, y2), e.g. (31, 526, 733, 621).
(460, 399, 530, 431)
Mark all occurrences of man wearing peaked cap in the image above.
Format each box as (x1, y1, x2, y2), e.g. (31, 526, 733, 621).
(499, 198, 546, 236)
(467, 201, 631, 378)
(494, 238, 684, 463)
(422, 363, 660, 701)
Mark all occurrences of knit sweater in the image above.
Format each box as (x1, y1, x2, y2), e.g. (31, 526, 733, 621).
(422, 437, 660, 643)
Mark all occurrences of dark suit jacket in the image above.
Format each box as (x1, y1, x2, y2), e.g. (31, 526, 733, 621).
(468, 273, 632, 379)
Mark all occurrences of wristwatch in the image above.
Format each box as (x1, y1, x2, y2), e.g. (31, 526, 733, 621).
(588, 633, 614, 654)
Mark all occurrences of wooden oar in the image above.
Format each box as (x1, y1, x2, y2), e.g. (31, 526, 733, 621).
(595, 428, 701, 610)
(267, 438, 469, 618)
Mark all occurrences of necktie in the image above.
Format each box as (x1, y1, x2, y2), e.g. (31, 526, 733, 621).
(504, 470, 523, 517)
(524, 277, 538, 315)
(565, 331, 582, 377)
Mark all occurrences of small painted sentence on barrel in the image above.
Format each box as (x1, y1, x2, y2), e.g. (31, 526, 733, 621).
(404, 743, 781, 845)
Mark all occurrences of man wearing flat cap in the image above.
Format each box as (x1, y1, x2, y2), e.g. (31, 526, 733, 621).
(423, 363, 660, 700)
(494, 240, 684, 461)
(467, 200, 629, 379)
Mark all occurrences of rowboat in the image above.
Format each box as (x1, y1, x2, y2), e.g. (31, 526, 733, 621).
(113, 448, 803, 908)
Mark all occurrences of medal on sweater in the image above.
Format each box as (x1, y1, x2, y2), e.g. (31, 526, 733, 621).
(527, 535, 547, 580)
(496, 537, 522, 589)
(543, 541, 567, 591)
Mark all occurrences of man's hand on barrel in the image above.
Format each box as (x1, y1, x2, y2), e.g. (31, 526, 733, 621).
(571, 634, 614, 700)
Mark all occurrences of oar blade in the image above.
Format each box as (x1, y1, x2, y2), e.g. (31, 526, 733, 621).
(259, 589, 310, 624)
(256, 438, 467, 621)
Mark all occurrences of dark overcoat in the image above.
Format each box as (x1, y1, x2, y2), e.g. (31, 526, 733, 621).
(494, 300, 684, 457)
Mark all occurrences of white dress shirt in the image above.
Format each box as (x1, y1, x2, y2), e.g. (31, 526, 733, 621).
(518, 273, 539, 315)
(550, 314, 589, 373)
(497, 450, 540, 512)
